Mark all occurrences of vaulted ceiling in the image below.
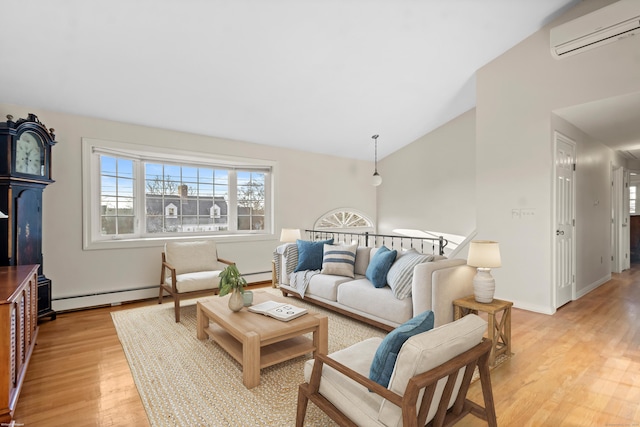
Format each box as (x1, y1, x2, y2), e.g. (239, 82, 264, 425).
(2, 0, 579, 160)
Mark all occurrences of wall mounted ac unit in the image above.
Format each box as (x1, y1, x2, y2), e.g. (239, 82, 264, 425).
(550, 0, 640, 58)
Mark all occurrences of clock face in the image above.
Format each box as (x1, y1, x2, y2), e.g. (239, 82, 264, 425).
(16, 131, 44, 175)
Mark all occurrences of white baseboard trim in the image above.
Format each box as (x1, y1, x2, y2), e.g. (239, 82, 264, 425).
(510, 300, 555, 315)
(575, 273, 611, 300)
(493, 294, 555, 315)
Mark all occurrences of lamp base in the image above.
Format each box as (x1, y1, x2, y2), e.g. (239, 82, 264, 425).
(473, 268, 495, 303)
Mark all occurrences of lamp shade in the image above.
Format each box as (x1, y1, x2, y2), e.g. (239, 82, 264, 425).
(0, 211, 7, 219)
(467, 240, 501, 268)
(280, 228, 301, 243)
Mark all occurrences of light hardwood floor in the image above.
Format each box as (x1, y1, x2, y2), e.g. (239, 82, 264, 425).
(14, 268, 640, 426)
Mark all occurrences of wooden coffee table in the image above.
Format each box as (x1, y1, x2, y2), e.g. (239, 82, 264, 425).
(196, 290, 328, 389)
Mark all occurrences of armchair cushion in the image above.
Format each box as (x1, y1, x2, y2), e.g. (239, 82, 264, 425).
(379, 313, 487, 427)
(304, 337, 384, 425)
(369, 310, 434, 388)
(167, 271, 223, 293)
(294, 239, 334, 272)
(165, 240, 219, 275)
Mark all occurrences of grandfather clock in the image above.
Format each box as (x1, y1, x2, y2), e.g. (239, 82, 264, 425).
(0, 113, 57, 320)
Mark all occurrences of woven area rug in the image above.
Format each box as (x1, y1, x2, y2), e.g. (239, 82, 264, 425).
(112, 290, 511, 426)
(111, 289, 385, 426)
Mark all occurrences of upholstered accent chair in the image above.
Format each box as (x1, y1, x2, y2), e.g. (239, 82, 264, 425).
(296, 314, 497, 427)
(159, 240, 234, 322)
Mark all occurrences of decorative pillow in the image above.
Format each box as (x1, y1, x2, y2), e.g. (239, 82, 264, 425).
(365, 246, 397, 288)
(294, 239, 334, 272)
(386, 249, 434, 299)
(369, 310, 435, 388)
(321, 244, 357, 278)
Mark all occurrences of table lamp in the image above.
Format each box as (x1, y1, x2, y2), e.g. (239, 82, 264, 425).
(280, 228, 301, 243)
(467, 240, 501, 303)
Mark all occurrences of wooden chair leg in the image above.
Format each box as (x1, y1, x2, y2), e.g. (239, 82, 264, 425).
(478, 353, 497, 427)
(158, 285, 164, 304)
(296, 384, 310, 427)
(174, 296, 181, 322)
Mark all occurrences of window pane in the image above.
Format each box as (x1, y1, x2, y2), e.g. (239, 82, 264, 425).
(117, 159, 134, 179)
(100, 155, 136, 236)
(101, 216, 116, 235)
(199, 168, 213, 181)
(101, 156, 116, 175)
(117, 216, 135, 234)
(117, 178, 134, 197)
(237, 170, 265, 231)
(101, 176, 117, 197)
(164, 165, 180, 181)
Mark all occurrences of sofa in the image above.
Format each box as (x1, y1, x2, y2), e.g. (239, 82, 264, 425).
(274, 241, 476, 331)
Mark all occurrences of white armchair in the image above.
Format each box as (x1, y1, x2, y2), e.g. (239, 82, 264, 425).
(296, 314, 497, 427)
(159, 240, 234, 322)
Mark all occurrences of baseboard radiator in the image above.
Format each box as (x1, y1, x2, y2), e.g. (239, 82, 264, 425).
(52, 270, 272, 312)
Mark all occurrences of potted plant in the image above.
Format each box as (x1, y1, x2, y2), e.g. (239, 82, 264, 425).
(219, 264, 247, 311)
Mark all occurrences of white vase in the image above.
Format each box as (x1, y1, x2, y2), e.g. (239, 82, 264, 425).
(228, 289, 244, 312)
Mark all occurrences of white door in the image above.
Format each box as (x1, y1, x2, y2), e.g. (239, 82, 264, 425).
(612, 166, 630, 272)
(554, 132, 575, 308)
(623, 169, 630, 271)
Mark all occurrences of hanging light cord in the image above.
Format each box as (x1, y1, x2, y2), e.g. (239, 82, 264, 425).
(372, 134, 379, 173)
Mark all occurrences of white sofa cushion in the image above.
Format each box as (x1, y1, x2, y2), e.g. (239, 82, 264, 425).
(306, 273, 353, 301)
(354, 246, 373, 276)
(379, 314, 487, 427)
(304, 338, 385, 427)
(337, 279, 413, 325)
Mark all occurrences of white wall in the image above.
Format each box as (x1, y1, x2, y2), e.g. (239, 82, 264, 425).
(377, 109, 476, 240)
(476, 0, 640, 313)
(0, 103, 376, 311)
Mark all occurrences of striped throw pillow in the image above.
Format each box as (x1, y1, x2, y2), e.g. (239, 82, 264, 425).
(386, 249, 435, 299)
(321, 244, 358, 278)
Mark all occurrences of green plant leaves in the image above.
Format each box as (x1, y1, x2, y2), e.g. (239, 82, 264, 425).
(218, 264, 247, 297)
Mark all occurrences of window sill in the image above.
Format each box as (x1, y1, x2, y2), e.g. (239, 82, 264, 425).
(83, 233, 276, 251)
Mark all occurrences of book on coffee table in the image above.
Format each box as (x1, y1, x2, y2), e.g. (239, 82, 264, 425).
(248, 300, 308, 322)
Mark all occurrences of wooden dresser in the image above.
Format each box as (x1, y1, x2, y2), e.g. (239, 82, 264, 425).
(0, 265, 38, 423)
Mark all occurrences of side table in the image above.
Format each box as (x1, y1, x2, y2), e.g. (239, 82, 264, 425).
(453, 295, 513, 366)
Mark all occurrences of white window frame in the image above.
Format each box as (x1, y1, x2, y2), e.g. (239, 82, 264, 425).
(82, 137, 276, 250)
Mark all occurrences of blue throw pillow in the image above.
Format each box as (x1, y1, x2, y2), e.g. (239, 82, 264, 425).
(369, 310, 435, 388)
(294, 239, 334, 272)
(365, 246, 397, 288)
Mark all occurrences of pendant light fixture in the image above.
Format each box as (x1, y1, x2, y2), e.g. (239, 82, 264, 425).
(372, 134, 382, 186)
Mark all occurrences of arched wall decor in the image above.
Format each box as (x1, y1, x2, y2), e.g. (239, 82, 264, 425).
(313, 208, 374, 232)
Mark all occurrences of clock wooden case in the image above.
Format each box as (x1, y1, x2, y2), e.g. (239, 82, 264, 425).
(0, 113, 57, 320)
